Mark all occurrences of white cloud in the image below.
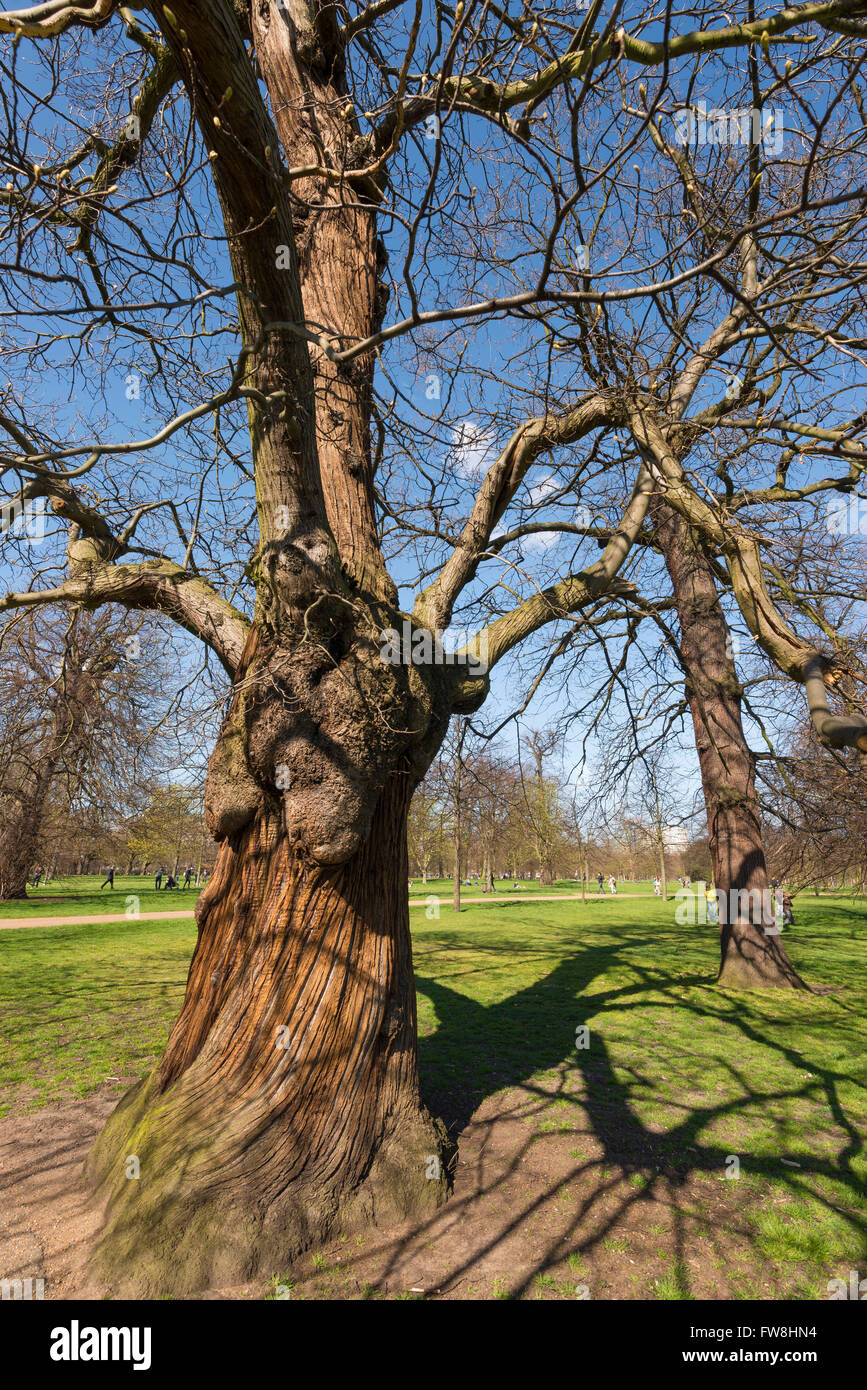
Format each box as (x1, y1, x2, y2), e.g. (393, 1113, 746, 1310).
(451, 420, 494, 479)
(522, 529, 560, 553)
(527, 473, 559, 506)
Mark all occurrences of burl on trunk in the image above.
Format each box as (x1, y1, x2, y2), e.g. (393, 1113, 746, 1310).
(86, 565, 478, 1294)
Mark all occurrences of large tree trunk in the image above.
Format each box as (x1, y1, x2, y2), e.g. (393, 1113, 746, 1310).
(86, 771, 447, 1296)
(0, 808, 39, 899)
(652, 499, 806, 989)
(82, 0, 492, 1296)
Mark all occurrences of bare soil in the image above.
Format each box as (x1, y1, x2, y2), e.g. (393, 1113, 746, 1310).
(0, 1077, 807, 1301)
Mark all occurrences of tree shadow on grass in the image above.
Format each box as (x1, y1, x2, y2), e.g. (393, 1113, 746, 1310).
(378, 937, 867, 1300)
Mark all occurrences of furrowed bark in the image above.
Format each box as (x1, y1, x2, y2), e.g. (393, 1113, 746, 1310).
(86, 773, 448, 1296)
(252, 0, 394, 602)
(81, 0, 458, 1294)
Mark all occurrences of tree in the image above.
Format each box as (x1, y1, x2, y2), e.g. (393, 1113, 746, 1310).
(651, 506, 802, 982)
(0, 607, 161, 896)
(125, 784, 207, 875)
(407, 773, 441, 883)
(763, 721, 867, 890)
(523, 729, 562, 885)
(2, 0, 867, 1295)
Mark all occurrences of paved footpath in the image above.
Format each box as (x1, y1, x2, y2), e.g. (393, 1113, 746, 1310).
(0, 891, 653, 930)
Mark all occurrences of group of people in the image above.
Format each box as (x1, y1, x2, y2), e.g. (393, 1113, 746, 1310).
(154, 866, 201, 890)
(92, 865, 207, 891)
(403, 869, 796, 922)
(701, 878, 794, 926)
(594, 872, 618, 895)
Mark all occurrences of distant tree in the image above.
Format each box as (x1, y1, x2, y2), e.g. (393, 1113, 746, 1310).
(0, 608, 165, 897)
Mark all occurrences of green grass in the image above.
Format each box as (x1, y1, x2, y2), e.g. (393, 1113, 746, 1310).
(408, 876, 658, 899)
(0, 914, 197, 1109)
(1, 888, 865, 1298)
(0, 874, 200, 919)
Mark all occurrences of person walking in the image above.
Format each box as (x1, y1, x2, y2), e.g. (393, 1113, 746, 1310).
(782, 890, 795, 926)
(100, 865, 115, 889)
(31, 868, 41, 888)
(653, 876, 661, 897)
(608, 874, 617, 895)
(597, 872, 604, 893)
(183, 866, 193, 888)
(706, 882, 719, 923)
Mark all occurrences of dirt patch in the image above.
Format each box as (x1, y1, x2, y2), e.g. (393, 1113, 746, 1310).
(0, 1078, 831, 1301)
(0, 910, 194, 931)
(0, 1088, 119, 1299)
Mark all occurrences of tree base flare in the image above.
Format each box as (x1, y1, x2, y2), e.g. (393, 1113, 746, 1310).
(84, 1070, 447, 1298)
(82, 776, 448, 1298)
(716, 919, 809, 990)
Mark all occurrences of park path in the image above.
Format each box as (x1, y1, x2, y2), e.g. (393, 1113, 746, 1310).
(0, 890, 653, 930)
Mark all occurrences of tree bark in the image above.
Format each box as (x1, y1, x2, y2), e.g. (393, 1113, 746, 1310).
(652, 499, 806, 988)
(81, 0, 493, 1294)
(86, 770, 447, 1295)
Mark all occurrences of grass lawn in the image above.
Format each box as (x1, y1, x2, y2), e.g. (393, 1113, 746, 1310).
(1, 889, 864, 1297)
(0, 874, 201, 919)
(409, 876, 656, 898)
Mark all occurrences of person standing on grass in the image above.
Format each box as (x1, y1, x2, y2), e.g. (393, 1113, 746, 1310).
(608, 874, 617, 895)
(183, 866, 193, 888)
(31, 868, 41, 887)
(155, 867, 163, 890)
(782, 890, 795, 926)
(654, 876, 661, 897)
(597, 872, 604, 893)
(100, 865, 115, 889)
(706, 882, 719, 923)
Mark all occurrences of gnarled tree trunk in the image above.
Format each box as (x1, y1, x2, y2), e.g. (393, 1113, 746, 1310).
(86, 770, 448, 1295)
(82, 0, 493, 1295)
(652, 498, 806, 989)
